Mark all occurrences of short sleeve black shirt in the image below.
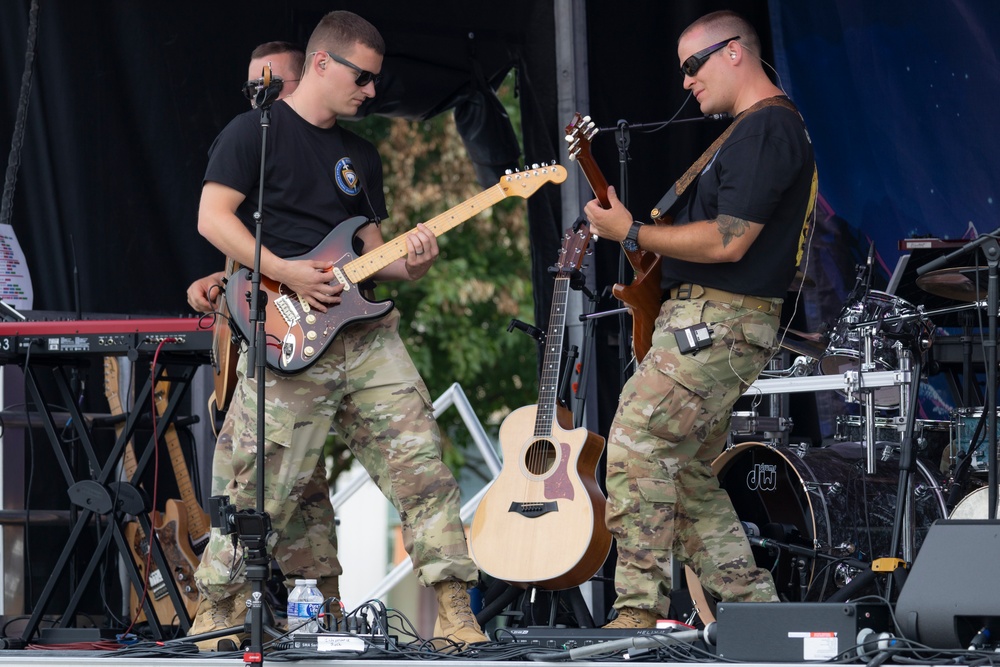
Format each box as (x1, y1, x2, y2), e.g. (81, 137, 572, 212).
(662, 103, 815, 298)
(204, 101, 389, 258)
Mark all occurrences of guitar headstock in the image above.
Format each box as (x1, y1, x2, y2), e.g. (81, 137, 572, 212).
(554, 220, 593, 275)
(498, 162, 567, 198)
(563, 113, 610, 208)
(564, 112, 598, 164)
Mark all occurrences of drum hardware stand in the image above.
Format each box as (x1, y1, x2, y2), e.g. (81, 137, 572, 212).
(916, 232, 1000, 519)
(860, 327, 879, 475)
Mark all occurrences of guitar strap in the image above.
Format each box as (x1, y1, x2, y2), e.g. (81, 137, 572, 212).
(649, 95, 803, 221)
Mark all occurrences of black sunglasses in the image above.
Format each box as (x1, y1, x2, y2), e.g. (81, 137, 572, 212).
(324, 51, 382, 87)
(680, 36, 741, 77)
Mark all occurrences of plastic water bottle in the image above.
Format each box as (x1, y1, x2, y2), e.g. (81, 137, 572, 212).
(287, 579, 323, 634)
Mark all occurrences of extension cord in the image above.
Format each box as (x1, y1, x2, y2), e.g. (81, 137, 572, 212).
(287, 632, 394, 653)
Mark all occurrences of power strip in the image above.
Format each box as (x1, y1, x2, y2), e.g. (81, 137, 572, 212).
(285, 632, 394, 653)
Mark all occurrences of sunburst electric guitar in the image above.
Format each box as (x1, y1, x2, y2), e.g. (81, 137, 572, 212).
(469, 222, 612, 590)
(226, 164, 567, 374)
(565, 113, 664, 363)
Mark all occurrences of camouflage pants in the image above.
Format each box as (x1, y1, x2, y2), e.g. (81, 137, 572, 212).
(194, 309, 477, 598)
(605, 296, 782, 617)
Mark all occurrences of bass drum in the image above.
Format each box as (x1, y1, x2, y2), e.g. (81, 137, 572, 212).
(686, 441, 946, 621)
(949, 486, 1000, 519)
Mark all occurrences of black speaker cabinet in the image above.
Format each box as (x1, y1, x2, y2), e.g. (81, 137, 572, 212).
(895, 520, 1000, 649)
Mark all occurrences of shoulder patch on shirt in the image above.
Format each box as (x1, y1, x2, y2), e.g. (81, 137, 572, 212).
(334, 157, 361, 196)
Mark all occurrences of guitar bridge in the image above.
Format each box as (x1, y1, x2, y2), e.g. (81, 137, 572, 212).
(508, 501, 558, 518)
(274, 294, 300, 326)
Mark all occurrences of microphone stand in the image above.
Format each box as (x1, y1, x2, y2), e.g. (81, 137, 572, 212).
(194, 80, 284, 661)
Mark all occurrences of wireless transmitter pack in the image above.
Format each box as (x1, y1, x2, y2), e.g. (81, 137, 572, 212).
(674, 323, 713, 354)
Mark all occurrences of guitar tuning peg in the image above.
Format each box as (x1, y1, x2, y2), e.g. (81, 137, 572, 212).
(583, 115, 592, 123)
(531, 163, 539, 170)
(504, 168, 513, 175)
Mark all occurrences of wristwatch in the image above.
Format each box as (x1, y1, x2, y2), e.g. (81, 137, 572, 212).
(622, 221, 643, 252)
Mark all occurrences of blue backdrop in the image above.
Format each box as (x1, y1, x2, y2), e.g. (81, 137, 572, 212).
(771, 0, 1000, 271)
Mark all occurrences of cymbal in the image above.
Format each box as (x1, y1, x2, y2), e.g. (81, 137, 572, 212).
(788, 270, 816, 291)
(778, 327, 827, 359)
(915, 267, 987, 302)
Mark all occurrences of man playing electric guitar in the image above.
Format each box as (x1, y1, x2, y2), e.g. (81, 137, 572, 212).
(584, 10, 816, 628)
(190, 11, 487, 650)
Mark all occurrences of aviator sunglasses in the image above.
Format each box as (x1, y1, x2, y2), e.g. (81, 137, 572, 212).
(680, 36, 740, 77)
(314, 50, 383, 87)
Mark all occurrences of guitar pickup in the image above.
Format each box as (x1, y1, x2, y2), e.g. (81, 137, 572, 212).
(508, 501, 558, 518)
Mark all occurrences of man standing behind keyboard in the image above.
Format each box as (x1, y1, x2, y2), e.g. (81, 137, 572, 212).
(584, 9, 816, 628)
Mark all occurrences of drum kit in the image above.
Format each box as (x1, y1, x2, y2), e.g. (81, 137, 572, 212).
(695, 254, 1000, 610)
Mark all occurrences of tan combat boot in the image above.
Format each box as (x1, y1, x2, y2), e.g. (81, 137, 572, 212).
(188, 585, 250, 651)
(431, 580, 488, 648)
(603, 606, 659, 629)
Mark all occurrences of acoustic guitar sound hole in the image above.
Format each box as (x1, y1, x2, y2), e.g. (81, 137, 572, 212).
(524, 439, 557, 475)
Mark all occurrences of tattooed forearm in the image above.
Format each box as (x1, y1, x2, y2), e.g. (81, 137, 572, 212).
(716, 214, 750, 247)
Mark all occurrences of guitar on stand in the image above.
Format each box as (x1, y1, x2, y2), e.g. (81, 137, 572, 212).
(470, 221, 611, 590)
(103, 357, 201, 625)
(565, 113, 663, 363)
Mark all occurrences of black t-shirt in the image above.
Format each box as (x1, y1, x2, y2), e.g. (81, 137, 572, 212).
(204, 101, 389, 258)
(661, 103, 815, 298)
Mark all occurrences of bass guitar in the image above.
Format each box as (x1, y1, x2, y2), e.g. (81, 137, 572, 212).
(469, 221, 611, 590)
(209, 257, 240, 414)
(565, 113, 663, 363)
(226, 164, 567, 374)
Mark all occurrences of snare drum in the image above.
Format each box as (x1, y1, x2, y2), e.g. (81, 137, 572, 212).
(951, 408, 1000, 474)
(819, 291, 929, 407)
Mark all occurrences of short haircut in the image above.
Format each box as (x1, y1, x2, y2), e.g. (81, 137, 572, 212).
(250, 40, 305, 76)
(305, 10, 385, 58)
(680, 10, 761, 58)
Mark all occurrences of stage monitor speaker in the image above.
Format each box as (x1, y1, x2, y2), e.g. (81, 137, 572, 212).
(895, 519, 1000, 649)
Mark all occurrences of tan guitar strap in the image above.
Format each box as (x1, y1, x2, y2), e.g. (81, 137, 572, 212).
(650, 96, 801, 220)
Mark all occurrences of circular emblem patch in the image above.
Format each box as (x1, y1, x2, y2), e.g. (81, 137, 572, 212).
(334, 157, 361, 196)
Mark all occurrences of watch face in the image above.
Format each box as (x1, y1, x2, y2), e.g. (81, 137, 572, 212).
(622, 239, 638, 252)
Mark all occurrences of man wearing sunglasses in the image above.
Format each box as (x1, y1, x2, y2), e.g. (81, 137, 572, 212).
(585, 10, 816, 629)
(189, 11, 488, 650)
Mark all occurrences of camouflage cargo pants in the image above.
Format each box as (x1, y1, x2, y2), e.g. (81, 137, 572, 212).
(194, 309, 477, 598)
(605, 296, 782, 617)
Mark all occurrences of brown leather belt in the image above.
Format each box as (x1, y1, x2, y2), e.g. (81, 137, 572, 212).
(670, 283, 781, 314)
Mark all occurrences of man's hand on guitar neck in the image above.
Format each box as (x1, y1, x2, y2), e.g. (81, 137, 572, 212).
(584, 185, 635, 243)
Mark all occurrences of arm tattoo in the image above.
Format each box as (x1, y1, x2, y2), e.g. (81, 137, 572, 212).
(716, 214, 751, 247)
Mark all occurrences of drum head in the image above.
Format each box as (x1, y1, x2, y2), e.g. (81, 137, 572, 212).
(949, 486, 1000, 519)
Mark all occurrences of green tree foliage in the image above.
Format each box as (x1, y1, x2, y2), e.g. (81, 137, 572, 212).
(329, 80, 540, 483)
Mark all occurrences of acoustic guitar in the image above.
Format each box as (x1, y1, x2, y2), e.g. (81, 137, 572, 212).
(226, 164, 567, 374)
(469, 221, 611, 590)
(565, 113, 663, 363)
(103, 357, 201, 625)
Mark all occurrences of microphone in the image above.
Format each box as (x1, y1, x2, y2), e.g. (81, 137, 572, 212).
(247, 63, 284, 110)
(704, 112, 732, 120)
